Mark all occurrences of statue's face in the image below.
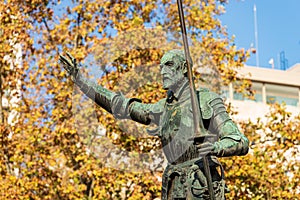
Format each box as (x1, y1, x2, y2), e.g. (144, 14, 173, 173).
(160, 51, 185, 90)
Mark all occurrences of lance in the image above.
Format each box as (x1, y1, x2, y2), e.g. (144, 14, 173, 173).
(176, 0, 216, 199)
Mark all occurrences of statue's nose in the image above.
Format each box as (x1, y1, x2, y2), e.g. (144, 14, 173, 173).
(160, 65, 166, 75)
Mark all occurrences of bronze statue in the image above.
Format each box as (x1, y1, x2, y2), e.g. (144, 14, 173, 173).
(59, 49, 249, 200)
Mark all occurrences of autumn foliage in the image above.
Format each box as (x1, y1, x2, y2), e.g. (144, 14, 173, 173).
(0, 0, 299, 199)
(224, 103, 300, 199)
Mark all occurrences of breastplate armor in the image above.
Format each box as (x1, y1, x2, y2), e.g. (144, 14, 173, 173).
(160, 97, 199, 164)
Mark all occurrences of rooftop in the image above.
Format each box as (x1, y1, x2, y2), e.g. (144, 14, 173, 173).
(237, 63, 300, 87)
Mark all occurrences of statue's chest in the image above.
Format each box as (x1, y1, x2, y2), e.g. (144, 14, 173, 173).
(159, 100, 199, 163)
(160, 101, 194, 141)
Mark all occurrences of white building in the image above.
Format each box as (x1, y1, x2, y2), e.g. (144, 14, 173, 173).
(225, 64, 300, 122)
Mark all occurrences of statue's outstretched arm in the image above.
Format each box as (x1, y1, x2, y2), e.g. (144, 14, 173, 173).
(59, 52, 163, 126)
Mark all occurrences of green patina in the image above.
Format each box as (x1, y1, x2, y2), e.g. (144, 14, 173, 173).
(59, 50, 249, 200)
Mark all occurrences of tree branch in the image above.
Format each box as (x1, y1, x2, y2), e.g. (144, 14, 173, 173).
(75, 10, 82, 49)
(43, 18, 54, 43)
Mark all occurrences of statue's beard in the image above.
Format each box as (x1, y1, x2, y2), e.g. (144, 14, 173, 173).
(168, 76, 187, 94)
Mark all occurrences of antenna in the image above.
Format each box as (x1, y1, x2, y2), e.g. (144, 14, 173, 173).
(280, 51, 288, 70)
(254, 4, 259, 67)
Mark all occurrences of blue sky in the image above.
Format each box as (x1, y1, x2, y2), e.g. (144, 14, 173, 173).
(221, 0, 300, 69)
(54, 1, 299, 70)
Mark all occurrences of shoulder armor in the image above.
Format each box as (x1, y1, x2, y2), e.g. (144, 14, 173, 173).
(198, 89, 221, 119)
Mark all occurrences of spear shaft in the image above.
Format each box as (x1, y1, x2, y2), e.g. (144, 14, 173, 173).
(176, 1, 215, 199)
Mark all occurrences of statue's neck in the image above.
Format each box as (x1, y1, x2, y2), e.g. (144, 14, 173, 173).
(168, 78, 189, 101)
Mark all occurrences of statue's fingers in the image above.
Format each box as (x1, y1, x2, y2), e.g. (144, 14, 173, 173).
(59, 54, 65, 63)
(59, 53, 65, 59)
(61, 54, 75, 69)
(58, 57, 68, 69)
(66, 52, 74, 61)
(197, 146, 212, 152)
(59, 54, 69, 66)
(73, 57, 77, 68)
(195, 142, 212, 149)
(59, 57, 73, 73)
(66, 52, 78, 68)
(66, 52, 76, 65)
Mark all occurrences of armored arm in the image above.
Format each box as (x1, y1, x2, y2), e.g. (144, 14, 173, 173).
(74, 74, 138, 117)
(59, 52, 163, 125)
(209, 97, 249, 157)
(76, 75, 164, 125)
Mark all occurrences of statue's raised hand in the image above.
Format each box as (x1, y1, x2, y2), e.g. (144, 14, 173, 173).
(59, 52, 80, 82)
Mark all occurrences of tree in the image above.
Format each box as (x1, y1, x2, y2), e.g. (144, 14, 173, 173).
(1, 0, 282, 199)
(224, 103, 300, 199)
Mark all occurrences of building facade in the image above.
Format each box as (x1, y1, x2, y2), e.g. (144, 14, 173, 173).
(225, 64, 300, 121)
